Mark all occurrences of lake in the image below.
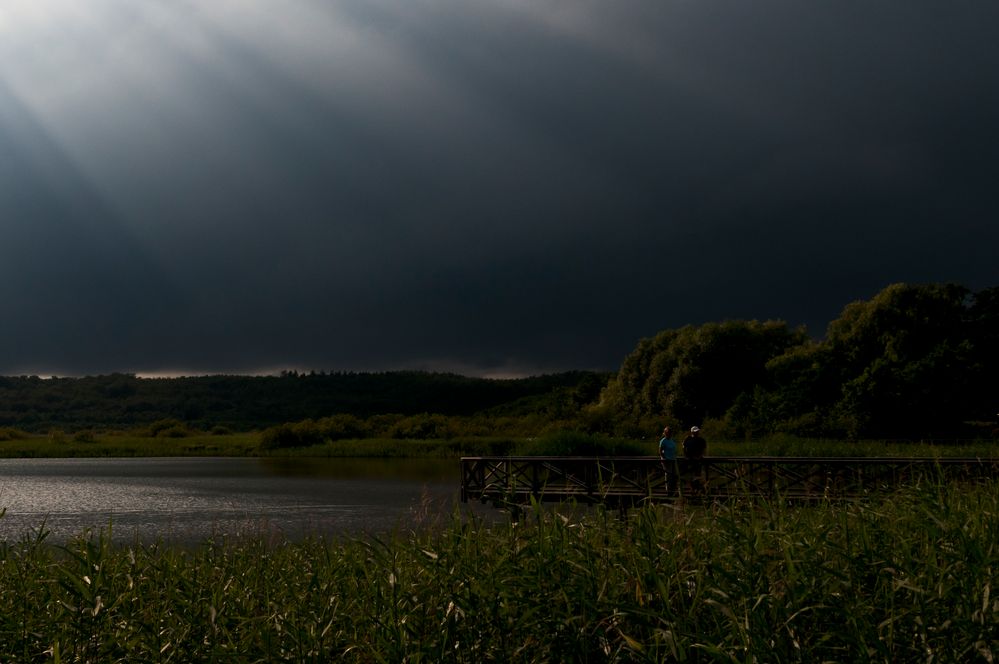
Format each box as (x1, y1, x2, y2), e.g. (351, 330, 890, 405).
(0, 457, 479, 544)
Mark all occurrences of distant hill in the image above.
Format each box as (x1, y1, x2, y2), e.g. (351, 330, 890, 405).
(0, 371, 610, 432)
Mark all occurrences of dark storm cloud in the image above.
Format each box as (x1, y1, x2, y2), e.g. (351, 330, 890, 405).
(1, 0, 997, 376)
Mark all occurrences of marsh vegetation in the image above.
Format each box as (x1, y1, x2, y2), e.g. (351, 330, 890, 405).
(1, 479, 996, 661)
(2, 427, 997, 460)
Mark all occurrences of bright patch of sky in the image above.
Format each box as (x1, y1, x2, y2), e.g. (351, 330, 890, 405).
(1, 0, 997, 376)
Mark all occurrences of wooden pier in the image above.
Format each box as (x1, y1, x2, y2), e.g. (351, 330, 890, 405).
(460, 456, 999, 505)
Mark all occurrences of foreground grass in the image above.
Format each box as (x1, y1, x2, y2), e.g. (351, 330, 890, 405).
(1, 481, 997, 662)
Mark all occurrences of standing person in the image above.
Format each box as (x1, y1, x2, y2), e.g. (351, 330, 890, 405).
(683, 426, 707, 493)
(682, 426, 706, 459)
(658, 426, 678, 496)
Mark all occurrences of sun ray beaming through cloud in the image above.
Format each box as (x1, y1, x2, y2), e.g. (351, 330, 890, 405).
(0, 0, 996, 376)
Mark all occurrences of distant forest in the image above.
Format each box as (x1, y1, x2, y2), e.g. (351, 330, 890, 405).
(0, 371, 608, 433)
(1, 282, 996, 441)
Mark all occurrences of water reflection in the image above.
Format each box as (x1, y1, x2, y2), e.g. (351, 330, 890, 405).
(0, 457, 471, 544)
(258, 456, 460, 482)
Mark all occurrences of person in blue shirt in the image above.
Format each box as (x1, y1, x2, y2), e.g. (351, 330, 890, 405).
(658, 425, 678, 496)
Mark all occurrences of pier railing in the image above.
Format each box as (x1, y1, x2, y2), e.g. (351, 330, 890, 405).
(460, 456, 999, 505)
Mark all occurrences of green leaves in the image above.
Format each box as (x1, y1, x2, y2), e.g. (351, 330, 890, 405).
(602, 319, 806, 434)
(605, 282, 999, 440)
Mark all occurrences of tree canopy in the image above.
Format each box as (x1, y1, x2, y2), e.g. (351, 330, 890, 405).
(596, 283, 999, 439)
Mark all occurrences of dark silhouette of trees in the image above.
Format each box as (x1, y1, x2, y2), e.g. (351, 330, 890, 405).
(596, 320, 806, 434)
(759, 283, 977, 438)
(0, 371, 610, 433)
(596, 282, 999, 440)
(2, 283, 995, 441)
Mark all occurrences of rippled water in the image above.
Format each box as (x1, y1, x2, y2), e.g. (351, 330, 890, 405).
(0, 457, 466, 543)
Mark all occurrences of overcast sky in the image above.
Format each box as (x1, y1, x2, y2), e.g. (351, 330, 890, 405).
(1, 0, 997, 377)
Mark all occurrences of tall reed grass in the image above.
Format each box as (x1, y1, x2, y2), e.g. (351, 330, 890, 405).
(710, 433, 999, 459)
(2, 479, 996, 661)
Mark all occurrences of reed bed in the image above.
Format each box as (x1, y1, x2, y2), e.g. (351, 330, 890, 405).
(709, 435, 999, 459)
(1, 480, 997, 662)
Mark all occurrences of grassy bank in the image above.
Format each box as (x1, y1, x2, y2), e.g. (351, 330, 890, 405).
(0, 430, 649, 459)
(1, 480, 997, 661)
(0, 431, 261, 458)
(0, 427, 996, 459)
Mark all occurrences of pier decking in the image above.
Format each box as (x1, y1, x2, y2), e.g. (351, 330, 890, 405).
(460, 456, 999, 505)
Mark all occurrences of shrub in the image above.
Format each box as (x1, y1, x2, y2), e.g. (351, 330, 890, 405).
(148, 419, 187, 437)
(318, 414, 369, 441)
(388, 413, 454, 440)
(259, 420, 326, 449)
(73, 430, 96, 443)
(365, 413, 405, 438)
(524, 430, 646, 456)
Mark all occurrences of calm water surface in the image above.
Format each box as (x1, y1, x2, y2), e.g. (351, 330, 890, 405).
(0, 457, 472, 543)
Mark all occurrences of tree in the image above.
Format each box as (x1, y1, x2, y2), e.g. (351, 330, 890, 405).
(756, 282, 985, 438)
(598, 320, 806, 433)
(602, 282, 999, 440)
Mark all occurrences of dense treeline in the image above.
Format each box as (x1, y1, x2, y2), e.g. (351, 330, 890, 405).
(2, 282, 996, 443)
(593, 283, 999, 440)
(0, 371, 608, 433)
